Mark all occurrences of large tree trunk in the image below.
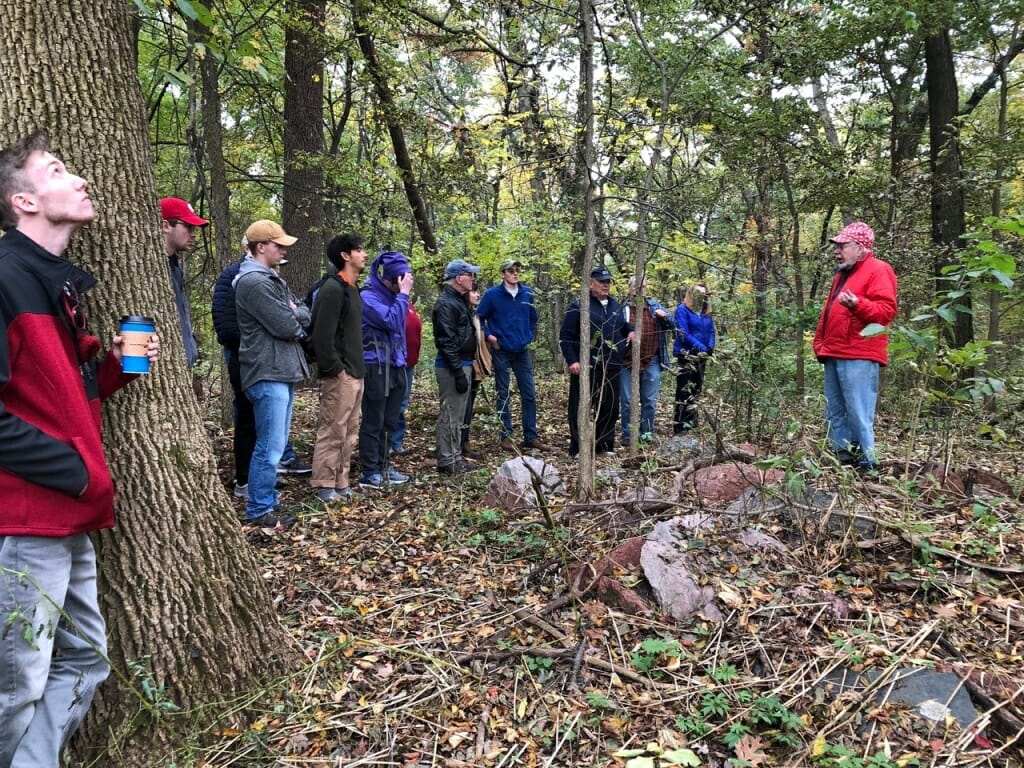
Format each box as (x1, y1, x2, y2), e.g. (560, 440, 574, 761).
(926, 29, 972, 350)
(283, 0, 327, 292)
(0, 1, 293, 764)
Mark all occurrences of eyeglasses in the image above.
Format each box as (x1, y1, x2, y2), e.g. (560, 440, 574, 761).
(170, 220, 199, 234)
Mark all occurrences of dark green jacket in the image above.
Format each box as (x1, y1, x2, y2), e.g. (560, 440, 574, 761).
(311, 275, 364, 379)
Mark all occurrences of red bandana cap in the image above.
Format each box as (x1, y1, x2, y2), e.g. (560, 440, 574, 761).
(830, 221, 874, 251)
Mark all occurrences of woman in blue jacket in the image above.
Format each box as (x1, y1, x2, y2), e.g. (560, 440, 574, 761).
(673, 283, 716, 433)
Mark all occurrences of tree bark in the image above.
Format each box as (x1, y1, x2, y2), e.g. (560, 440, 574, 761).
(925, 29, 972, 350)
(0, 1, 293, 764)
(352, 0, 438, 255)
(284, 0, 328, 292)
(575, 0, 596, 498)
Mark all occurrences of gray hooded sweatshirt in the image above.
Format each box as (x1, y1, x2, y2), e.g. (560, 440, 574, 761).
(234, 258, 311, 391)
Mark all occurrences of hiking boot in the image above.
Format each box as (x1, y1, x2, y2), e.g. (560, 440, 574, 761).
(389, 445, 411, 456)
(359, 473, 384, 489)
(246, 510, 296, 528)
(438, 460, 474, 475)
(522, 439, 551, 452)
(277, 456, 312, 475)
(233, 482, 248, 499)
(462, 445, 483, 460)
(500, 438, 515, 451)
(315, 488, 342, 503)
(385, 467, 411, 485)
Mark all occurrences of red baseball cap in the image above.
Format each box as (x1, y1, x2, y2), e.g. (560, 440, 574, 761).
(829, 221, 874, 250)
(160, 197, 209, 226)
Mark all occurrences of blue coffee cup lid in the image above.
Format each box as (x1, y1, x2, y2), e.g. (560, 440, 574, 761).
(121, 315, 155, 325)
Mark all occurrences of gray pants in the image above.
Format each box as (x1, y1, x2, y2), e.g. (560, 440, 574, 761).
(436, 363, 473, 468)
(0, 534, 109, 768)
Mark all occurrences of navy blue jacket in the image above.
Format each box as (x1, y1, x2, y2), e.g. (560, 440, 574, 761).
(559, 294, 630, 369)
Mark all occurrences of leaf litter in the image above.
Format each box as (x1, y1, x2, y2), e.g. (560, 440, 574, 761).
(191, 380, 1024, 767)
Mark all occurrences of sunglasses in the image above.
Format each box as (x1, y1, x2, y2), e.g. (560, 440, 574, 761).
(170, 220, 199, 234)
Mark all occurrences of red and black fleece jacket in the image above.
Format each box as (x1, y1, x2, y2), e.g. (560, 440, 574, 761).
(0, 228, 135, 537)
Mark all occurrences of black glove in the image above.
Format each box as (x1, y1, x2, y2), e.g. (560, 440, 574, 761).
(453, 368, 469, 394)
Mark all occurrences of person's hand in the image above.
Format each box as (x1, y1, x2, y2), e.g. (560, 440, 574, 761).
(111, 333, 160, 365)
(398, 272, 414, 295)
(626, 331, 635, 346)
(147, 333, 161, 364)
(837, 290, 858, 309)
(453, 368, 469, 394)
(655, 308, 667, 319)
(568, 362, 581, 375)
(487, 334, 500, 350)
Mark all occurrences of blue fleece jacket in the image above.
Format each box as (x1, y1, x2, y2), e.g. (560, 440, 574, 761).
(476, 282, 538, 354)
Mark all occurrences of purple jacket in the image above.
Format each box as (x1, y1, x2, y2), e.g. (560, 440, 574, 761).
(360, 271, 408, 368)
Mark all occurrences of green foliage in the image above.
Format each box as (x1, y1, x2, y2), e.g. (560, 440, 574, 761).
(629, 636, 684, 674)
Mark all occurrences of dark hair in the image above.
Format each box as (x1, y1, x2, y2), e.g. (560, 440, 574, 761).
(326, 232, 365, 270)
(0, 131, 50, 231)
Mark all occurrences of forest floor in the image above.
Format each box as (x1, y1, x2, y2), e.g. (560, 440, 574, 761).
(178, 373, 1024, 768)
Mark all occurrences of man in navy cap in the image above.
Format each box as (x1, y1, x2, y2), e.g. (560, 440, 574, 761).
(433, 259, 480, 474)
(559, 266, 632, 458)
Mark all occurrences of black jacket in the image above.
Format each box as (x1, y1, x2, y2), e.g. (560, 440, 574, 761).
(559, 293, 630, 368)
(432, 284, 476, 370)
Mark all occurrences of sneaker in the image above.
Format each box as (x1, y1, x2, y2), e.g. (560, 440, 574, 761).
(277, 457, 312, 475)
(315, 488, 342, 503)
(522, 439, 552, 452)
(233, 482, 248, 499)
(599, 450, 616, 457)
(500, 438, 516, 452)
(389, 445, 411, 456)
(386, 467, 410, 485)
(246, 510, 296, 528)
(359, 473, 384, 489)
(334, 487, 353, 499)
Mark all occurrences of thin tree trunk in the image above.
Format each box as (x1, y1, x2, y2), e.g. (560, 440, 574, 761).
(352, 0, 438, 255)
(0, 2, 293, 763)
(575, 0, 596, 498)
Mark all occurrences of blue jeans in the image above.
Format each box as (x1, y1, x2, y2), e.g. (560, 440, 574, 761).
(245, 380, 295, 518)
(492, 348, 538, 442)
(389, 366, 415, 452)
(0, 534, 109, 768)
(620, 359, 661, 439)
(822, 358, 880, 467)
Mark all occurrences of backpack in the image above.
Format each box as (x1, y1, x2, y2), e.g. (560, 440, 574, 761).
(300, 274, 349, 363)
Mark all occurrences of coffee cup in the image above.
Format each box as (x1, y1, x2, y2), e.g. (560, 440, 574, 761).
(119, 316, 155, 374)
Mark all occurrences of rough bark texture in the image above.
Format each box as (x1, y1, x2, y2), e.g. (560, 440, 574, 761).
(283, 0, 327, 292)
(925, 29, 972, 350)
(0, 1, 293, 763)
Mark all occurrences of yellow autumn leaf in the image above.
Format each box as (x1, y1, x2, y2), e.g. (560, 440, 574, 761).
(811, 735, 827, 757)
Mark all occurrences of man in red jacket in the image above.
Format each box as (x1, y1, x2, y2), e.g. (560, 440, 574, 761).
(0, 132, 160, 766)
(813, 221, 897, 471)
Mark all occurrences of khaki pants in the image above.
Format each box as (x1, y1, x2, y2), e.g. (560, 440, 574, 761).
(311, 372, 364, 491)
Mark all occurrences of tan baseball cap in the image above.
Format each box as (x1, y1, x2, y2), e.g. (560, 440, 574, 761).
(244, 219, 297, 247)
